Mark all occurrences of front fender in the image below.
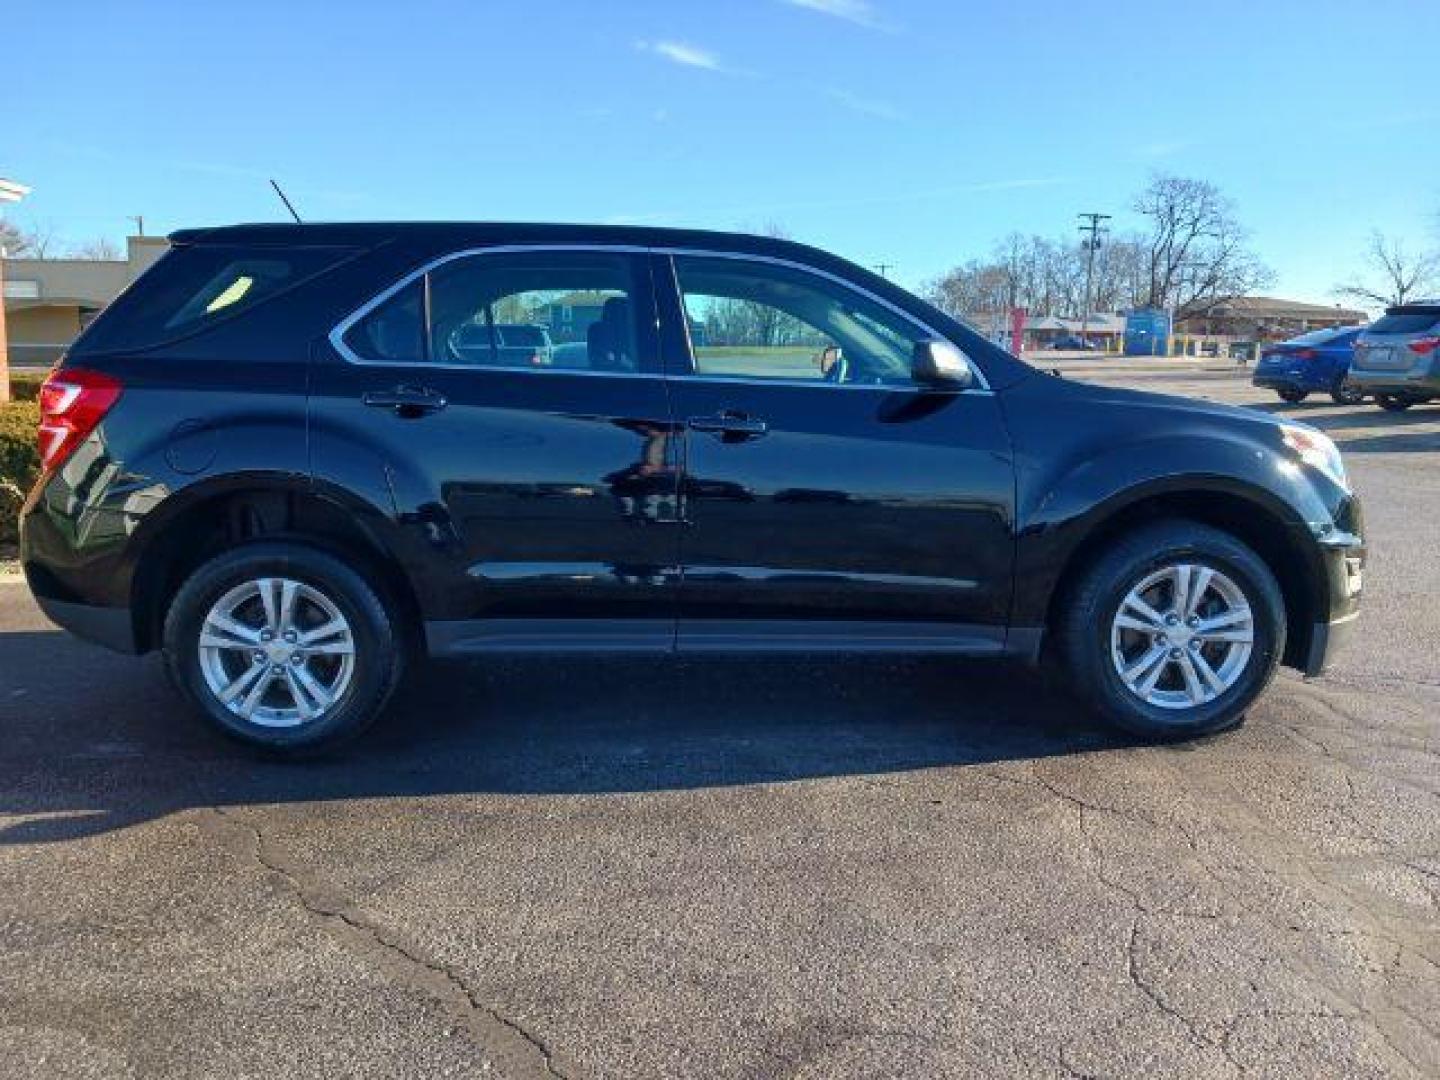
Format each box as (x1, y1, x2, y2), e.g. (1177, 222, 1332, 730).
(1001, 380, 1344, 631)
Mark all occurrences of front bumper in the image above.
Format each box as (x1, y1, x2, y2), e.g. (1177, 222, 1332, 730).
(1301, 527, 1365, 676)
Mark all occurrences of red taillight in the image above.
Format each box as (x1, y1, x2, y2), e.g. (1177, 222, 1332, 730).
(1407, 336, 1440, 356)
(1292, 348, 1317, 361)
(37, 368, 122, 472)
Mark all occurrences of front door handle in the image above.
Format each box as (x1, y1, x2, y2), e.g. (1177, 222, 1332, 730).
(687, 411, 768, 441)
(362, 386, 448, 418)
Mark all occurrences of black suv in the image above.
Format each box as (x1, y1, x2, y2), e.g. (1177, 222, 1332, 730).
(20, 223, 1365, 753)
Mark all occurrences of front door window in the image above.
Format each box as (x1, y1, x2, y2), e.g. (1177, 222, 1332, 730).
(674, 256, 927, 386)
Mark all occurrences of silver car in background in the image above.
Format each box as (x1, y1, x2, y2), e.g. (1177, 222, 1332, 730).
(1348, 301, 1440, 411)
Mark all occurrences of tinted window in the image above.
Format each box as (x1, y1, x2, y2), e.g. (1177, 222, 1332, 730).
(1368, 309, 1440, 335)
(674, 256, 925, 385)
(428, 252, 639, 370)
(78, 244, 354, 353)
(341, 252, 643, 369)
(342, 281, 424, 363)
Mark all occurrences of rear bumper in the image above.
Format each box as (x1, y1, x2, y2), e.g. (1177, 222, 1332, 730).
(30, 591, 139, 654)
(1255, 380, 1313, 397)
(1252, 374, 1318, 392)
(1347, 369, 1440, 396)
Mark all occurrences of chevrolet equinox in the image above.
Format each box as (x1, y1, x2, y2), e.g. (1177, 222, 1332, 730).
(19, 223, 1365, 753)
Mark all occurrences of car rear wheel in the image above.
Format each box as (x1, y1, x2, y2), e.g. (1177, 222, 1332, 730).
(1330, 377, 1365, 406)
(163, 542, 403, 754)
(1376, 394, 1414, 412)
(1057, 520, 1285, 740)
(1277, 388, 1308, 403)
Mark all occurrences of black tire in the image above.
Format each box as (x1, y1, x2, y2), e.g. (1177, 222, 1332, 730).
(1376, 394, 1413, 412)
(1277, 388, 1308, 403)
(162, 542, 404, 754)
(1330, 377, 1365, 406)
(1056, 520, 1285, 741)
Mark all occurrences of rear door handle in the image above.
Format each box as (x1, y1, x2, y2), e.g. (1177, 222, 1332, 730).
(362, 386, 448, 417)
(687, 411, 768, 440)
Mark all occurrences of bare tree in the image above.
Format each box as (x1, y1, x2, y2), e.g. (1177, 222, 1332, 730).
(69, 236, 123, 260)
(926, 231, 1149, 320)
(0, 218, 58, 257)
(1335, 231, 1438, 308)
(1133, 173, 1271, 318)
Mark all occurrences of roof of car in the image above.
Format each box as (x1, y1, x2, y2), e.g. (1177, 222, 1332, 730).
(169, 221, 839, 262)
(161, 221, 1039, 389)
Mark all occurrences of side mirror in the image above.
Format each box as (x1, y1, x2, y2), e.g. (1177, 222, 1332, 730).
(912, 340, 975, 388)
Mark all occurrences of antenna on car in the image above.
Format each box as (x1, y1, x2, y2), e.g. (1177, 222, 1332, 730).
(269, 178, 302, 223)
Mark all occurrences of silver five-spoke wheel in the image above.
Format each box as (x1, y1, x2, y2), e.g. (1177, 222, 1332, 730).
(1109, 562, 1254, 711)
(198, 577, 356, 728)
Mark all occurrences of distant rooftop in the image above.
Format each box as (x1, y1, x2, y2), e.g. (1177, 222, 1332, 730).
(1202, 296, 1366, 321)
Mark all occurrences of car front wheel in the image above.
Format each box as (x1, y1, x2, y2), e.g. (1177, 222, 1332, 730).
(1376, 394, 1414, 412)
(1277, 388, 1309, 403)
(163, 542, 404, 754)
(1057, 520, 1285, 740)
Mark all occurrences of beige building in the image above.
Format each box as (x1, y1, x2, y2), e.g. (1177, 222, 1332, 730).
(2, 235, 168, 369)
(1178, 296, 1367, 340)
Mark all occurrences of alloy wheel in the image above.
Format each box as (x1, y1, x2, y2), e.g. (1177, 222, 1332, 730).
(1109, 562, 1254, 710)
(197, 577, 356, 728)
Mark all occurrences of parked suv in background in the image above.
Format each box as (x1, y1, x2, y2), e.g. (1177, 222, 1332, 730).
(20, 223, 1365, 754)
(449, 322, 554, 367)
(1252, 326, 1366, 404)
(1348, 301, 1440, 411)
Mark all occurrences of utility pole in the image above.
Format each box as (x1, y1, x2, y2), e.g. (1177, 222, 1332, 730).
(872, 262, 893, 279)
(1077, 212, 1111, 345)
(129, 215, 145, 237)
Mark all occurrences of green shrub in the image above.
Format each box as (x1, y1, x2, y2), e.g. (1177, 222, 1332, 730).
(0, 399, 40, 548)
(9, 368, 47, 403)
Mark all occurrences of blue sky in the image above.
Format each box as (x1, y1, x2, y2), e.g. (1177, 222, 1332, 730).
(7, 0, 1437, 303)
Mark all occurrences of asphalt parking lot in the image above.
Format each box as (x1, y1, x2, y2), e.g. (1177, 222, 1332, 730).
(1, 361, 1437, 1079)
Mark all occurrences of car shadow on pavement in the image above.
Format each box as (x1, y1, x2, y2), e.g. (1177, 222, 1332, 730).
(0, 631, 1129, 845)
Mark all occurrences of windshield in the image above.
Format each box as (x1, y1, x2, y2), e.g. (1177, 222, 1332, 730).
(1368, 309, 1440, 335)
(1286, 327, 1354, 346)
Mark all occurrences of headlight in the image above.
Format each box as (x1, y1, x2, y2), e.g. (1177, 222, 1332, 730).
(1280, 423, 1348, 487)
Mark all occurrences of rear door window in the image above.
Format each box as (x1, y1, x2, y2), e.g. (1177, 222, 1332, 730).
(76, 244, 356, 353)
(338, 250, 650, 372)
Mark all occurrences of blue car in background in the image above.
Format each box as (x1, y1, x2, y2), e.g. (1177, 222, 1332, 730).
(1252, 326, 1367, 405)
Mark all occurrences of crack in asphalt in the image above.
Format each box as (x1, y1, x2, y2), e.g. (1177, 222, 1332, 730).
(978, 764, 1440, 1076)
(208, 807, 570, 1080)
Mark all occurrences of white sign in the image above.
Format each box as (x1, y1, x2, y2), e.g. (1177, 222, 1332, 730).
(3, 279, 41, 299)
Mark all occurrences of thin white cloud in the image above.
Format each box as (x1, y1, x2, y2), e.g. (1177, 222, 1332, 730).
(783, 0, 895, 32)
(1133, 138, 1192, 159)
(825, 87, 904, 121)
(606, 176, 1070, 225)
(636, 40, 724, 72)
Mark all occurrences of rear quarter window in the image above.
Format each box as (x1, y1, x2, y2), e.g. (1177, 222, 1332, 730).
(74, 244, 356, 354)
